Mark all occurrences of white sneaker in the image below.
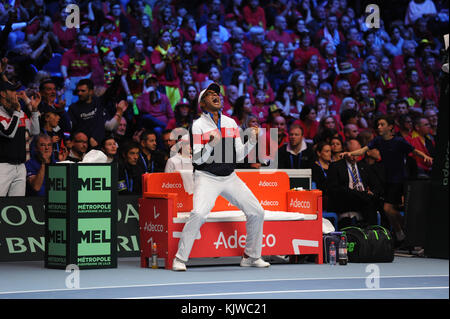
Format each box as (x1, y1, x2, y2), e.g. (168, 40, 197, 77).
(240, 257, 270, 268)
(172, 257, 187, 271)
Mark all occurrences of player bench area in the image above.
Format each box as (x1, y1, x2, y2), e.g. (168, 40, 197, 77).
(138, 171, 323, 269)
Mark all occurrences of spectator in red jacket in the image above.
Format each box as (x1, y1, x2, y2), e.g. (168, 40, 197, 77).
(136, 75, 174, 147)
(60, 34, 101, 106)
(267, 15, 293, 50)
(406, 116, 435, 177)
(293, 31, 322, 71)
(243, 0, 266, 30)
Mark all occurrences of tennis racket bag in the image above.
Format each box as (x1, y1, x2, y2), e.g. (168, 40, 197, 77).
(341, 225, 394, 263)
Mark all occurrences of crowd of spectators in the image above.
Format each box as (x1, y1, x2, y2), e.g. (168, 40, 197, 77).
(0, 0, 448, 239)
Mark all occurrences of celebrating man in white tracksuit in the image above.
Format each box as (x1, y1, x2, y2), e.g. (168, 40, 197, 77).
(172, 82, 270, 271)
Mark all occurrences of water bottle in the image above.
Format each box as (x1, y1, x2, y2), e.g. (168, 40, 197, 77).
(338, 236, 348, 265)
(151, 242, 158, 269)
(329, 241, 336, 266)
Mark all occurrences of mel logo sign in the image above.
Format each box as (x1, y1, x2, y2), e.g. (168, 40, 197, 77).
(48, 166, 67, 205)
(76, 166, 112, 212)
(77, 218, 112, 267)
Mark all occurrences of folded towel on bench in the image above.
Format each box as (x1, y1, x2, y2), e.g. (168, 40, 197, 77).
(173, 210, 317, 223)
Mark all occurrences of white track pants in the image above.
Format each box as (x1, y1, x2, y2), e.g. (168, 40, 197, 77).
(175, 171, 265, 262)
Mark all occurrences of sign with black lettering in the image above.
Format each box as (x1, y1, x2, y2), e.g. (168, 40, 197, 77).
(0, 196, 141, 262)
(45, 163, 118, 269)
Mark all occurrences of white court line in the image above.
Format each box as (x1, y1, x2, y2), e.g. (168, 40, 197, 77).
(0, 274, 448, 296)
(123, 286, 450, 299)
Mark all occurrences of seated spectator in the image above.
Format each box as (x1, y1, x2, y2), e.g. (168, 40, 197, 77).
(315, 96, 333, 122)
(114, 116, 129, 148)
(311, 141, 331, 196)
(293, 31, 322, 71)
(277, 124, 314, 169)
(251, 89, 270, 125)
(40, 108, 67, 161)
(100, 135, 119, 163)
(222, 84, 239, 116)
(136, 75, 174, 146)
(395, 113, 414, 139)
(341, 108, 365, 133)
(424, 109, 438, 138)
(164, 135, 193, 172)
(198, 12, 230, 45)
(25, 133, 55, 196)
(269, 58, 294, 94)
(343, 123, 360, 141)
(97, 16, 124, 50)
(314, 14, 344, 49)
(327, 138, 383, 227)
(406, 116, 435, 178)
(330, 135, 344, 162)
(247, 67, 274, 105)
(137, 130, 167, 174)
(266, 15, 294, 50)
(161, 128, 178, 159)
(274, 83, 303, 122)
(166, 99, 194, 131)
(391, 40, 421, 76)
(242, 0, 266, 30)
(394, 98, 410, 118)
(38, 78, 71, 133)
(65, 130, 88, 162)
(295, 105, 319, 144)
(231, 95, 252, 128)
(221, 52, 247, 87)
(242, 26, 265, 62)
(118, 141, 144, 195)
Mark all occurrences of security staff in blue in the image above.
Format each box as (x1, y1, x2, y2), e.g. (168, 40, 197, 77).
(172, 83, 270, 271)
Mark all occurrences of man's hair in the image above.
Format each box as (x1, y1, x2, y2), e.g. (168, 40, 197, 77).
(413, 116, 427, 129)
(340, 109, 359, 125)
(30, 133, 52, 155)
(289, 123, 304, 135)
(70, 130, 88, 141)
(76, 78, 94, 90)
(394, 98, 408, 107)
(35, 132, 51, 144)
(121, 141, 141, 157)
(100, 134, 117, 149)
(315, 141, 330, 154)
(140, 129, 157, 142)
(39, 78, 57, 92)
(344, 138, 361, 151)
(376, 114, 395, 127)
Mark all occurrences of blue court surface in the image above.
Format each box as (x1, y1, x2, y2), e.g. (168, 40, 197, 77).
(0, 256, 448, 300)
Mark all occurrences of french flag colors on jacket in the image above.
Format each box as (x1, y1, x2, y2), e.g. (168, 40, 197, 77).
(190, 111, 256, 176)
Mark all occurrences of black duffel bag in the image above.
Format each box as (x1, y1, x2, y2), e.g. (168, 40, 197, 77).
(341, 225, 394, 263)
